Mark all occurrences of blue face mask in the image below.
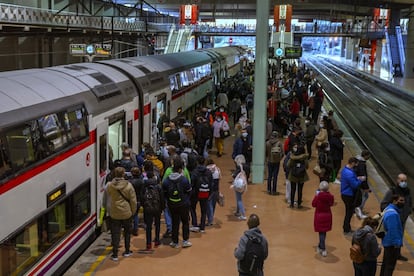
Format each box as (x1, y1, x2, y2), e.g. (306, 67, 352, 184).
(399, 181, 408, 188)
(242, 133, 248, 138)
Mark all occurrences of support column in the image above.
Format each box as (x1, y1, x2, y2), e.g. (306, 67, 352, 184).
(251, 0, 270, 184)
(404, 5, 414, 78)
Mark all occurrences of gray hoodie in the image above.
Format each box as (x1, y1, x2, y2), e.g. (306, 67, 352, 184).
(234, 227, 268, 273)
(352, 225, 381, 261)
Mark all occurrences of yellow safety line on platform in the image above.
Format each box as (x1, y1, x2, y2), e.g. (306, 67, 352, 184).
(84, 246, 112, 276)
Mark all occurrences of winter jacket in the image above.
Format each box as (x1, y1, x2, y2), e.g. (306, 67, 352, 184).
(191, 165, 213, 198)
(212, 119, 230, 138)
(265, 137, 283, 163)
(140, 176, 164, 214)
(380, 186, 412, 222)
(315, 128, 328, 146)
(162, 172, 192, 207)
(329, 136, 344, 162)
(340, 166, 361, 197)
(234, 227, 268, 274)
(352, 225, 381, 261)
(107, 177, 137, 220)
(312, 191, 334, 232)
(354, 155, 369, 190)
(381, 204, 403, 247)
(287, 152, 309, 183)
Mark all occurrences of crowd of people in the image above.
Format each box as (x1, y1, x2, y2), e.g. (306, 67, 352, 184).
(100, 60, 412, 276)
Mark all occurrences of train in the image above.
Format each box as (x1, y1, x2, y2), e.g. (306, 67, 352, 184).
(0, 46, 246, 276)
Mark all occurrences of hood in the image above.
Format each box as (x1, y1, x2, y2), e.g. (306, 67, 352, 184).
(269, 137, 279, 144)
(290, 153, 308, 161)
(354, 225, 373, 241)
(144, 176, 159, 187)
(244, 227, 264, 242)
(196, 165, 208, 174)
(355, 155, 366, 162)
(168, 172, 182, 181)
(111, 178, 130, 190)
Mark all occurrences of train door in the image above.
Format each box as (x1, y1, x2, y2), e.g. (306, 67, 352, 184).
(108, 112, 126, 162)
(96, 120, 109, 227)
(151, 94, 167, 150)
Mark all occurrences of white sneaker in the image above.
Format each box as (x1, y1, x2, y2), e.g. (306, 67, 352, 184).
(190, 226, 200, 232)
(322, 250, 327, 257)
(182, 240, 192, 248)
(355, 207, 363, 219)
(169, 242, 180, 249)
(238, 216, 247, 221)
(316, 247, 321, 254)
(334, 179, 341, 184)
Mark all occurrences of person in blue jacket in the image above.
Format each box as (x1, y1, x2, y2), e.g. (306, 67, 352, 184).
(380, 194, 404, 276)
(340, 157, 364, 234)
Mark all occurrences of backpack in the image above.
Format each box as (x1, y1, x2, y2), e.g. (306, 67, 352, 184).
(291, 160, 306, 178)
(196, 171, 211, 199)
(183, 151, 198, 172)
(167, 178, 183, 206)
(239, 235, 265, 274)
(269, 141, 282, 163)
(349, 232, 369, 264)
(143, 184, 161, 214)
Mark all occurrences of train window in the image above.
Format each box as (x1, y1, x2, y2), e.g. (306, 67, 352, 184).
(0, 105, 88, 184)
(180, 72, 189, 87)
(169, 76, 177, 91)
(0, 181, 90, 276)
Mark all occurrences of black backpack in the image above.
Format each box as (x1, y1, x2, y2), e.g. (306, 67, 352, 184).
(196, 171, 211, 199)
(167, 178, 183, 206)
(183, 151, 198, 172)
(291, 160, 306, 177)
(143, 184, 161, 214)
(239, 235, 265, 275)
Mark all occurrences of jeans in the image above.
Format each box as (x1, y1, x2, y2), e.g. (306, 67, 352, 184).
(359, 191, 369, 210)
(290, 182, 304, 206)
(380, 246, 400, 276)
(190, 195, 199, 227)
(285, 179, 291, 203)
(110, 217, 132, 257)
(353, 261, 377, 276)
(164, 206, 172, 232)
(169, 204, 190, 244)
(267, 162, 280, 193)
(318, 232, 326, 250)
(235, 191, 245, 216)
(341, 194, 355, 232)
(198, 198, 208, 230)
(207, 190, 218, 224)
(132, 203, 140, 231)
(144, 212, 161, 246)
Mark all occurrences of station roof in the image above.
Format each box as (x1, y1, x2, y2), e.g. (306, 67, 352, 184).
(115, 0, 414, 20)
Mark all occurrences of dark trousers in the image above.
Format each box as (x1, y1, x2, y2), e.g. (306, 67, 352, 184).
(380, 246, 400, 276)
(267, 162, 280, 193)
(306, 140, 313, 159)
(341, 194, 355, 232)
(169, 204, 190, 244)
(198, 198, 208, 230)
(143, 212, 161, 246)
(190, 195, 198, 227)
(353, 261, 377, 276)
(290, 182, 304, 206)
(318, 232, 326, 250)
(110, 217, 132, 257)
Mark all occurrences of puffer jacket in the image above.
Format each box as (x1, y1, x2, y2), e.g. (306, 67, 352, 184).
(107, 177, 137, 220)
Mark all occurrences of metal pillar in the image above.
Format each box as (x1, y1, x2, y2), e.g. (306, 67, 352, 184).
(251, 0, 270, 184)
(404, 5, 414, 78)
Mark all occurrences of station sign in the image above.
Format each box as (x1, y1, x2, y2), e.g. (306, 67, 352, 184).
(70, 44, 86, 55)
(69, 43, 112, 57)
(285, 47, 302, 58)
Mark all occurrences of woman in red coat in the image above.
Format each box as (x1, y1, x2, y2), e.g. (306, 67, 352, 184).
(312, 181, 334, 257)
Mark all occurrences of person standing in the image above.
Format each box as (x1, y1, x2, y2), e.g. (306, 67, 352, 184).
(234, 214, 268, 276)
(206, 158, 221, 226)
(304, 118, 317, 160)
(212, 114, 230, 157)
(380, 194, 405, 276)
(287, 144, 309, 208)
(354, 150, 371, 220)
(162, 157, 193, 248)
(340, 157, 364, 234)
(312, 181, 334, 257)
(380, 173, 412, 261)
(107, 167, 137, 261)
(329, 129, 345, 184)
(352, 217, 381, 276)
(265, 131, 283, 195)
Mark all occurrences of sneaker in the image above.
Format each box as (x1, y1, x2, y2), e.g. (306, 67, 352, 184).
(154, 241, 161, 248)
(163, 231, 172, 238)
(316, 247, 321, 254)
(110, 255, 118, 261)
(334, 179, 341, 184)
(398, 255, 408, 261)
(132, 229, 138, 236)
(294, 201, 298, 206)
(234, 212, 241, 217)
(190, 226, 200, 232)
(200, 230, 206, 233)
(355, 207, 363, 219)
(146, 244, 152, 250)
(238, 216, 247, 221)
(182, 240, 192, 248)
(122, 251, 133, 257)
(169, 242, 180, 249)
(322, 250, 327, 257)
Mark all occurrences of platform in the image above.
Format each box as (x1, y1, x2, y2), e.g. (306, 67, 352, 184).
(65, 111, 414, 276)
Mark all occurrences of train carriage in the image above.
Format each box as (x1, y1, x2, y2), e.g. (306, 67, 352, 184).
(0, 46, 245, 275)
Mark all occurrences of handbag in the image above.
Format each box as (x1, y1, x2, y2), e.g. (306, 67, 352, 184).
(220, 129, 230, 138)
(313, 164, 322, 176)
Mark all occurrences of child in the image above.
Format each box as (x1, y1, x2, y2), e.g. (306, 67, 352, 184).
(312, 181, 334, 257)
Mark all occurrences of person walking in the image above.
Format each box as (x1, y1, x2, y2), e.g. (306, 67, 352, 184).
(312, 181, 334, 257)
(234, 214, 268, 276)
(107, 167, 137, 261)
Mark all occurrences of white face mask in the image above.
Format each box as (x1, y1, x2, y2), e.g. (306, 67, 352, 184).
(399, 181, 408, 188)
(216, 118, 222, 122)
(242, 132, 248, 138)
(220, 109, 224, 112)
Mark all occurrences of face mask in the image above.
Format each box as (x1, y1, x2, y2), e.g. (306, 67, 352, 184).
(207, 109, 211, 113)
(217, 118, 222, 122)
(220, 109, 224, 112)
(305, 120, 310, 125)
(292, 147, 298, 152)
(320, 124, 324, 128)
(242, 133, 248, 138)
(399, 181, 408, 188)
(397, 203, 405, 209)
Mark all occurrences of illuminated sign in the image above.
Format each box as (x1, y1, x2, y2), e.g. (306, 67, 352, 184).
(69, 43, 111, 57)
(275, 48, 284, 57)
(177, 107, 183, 113)
(70, 44, 86, 55)
(47, 184, 66, 207)
(285, 47, 302, 58)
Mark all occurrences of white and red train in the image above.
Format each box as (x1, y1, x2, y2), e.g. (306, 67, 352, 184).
(0, 46, 246, 275)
